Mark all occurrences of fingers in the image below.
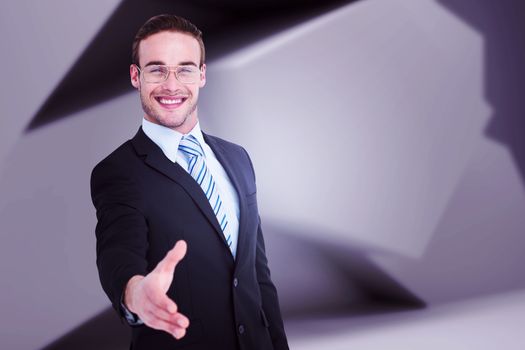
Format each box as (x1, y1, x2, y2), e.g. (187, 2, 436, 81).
(141, 296, 189, 339)
(144, 297, 190, 328)
(144, 314, 188, 339)
(155, 240, 187, 276)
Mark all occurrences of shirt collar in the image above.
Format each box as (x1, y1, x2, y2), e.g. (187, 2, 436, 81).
(142, 118, 205, 163)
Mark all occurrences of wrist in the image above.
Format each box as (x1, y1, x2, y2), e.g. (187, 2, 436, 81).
(124, 275, 145, 313)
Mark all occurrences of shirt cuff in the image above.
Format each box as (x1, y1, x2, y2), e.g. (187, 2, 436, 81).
(120, 294, 144, 326)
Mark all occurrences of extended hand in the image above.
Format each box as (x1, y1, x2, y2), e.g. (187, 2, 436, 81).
(124, 240, 190, 339)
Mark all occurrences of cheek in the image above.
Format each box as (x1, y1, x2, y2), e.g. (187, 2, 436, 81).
(189, 87, 199, 98)
(142, 86, 156, 98)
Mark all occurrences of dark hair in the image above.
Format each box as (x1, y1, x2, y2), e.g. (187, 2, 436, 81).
(132, 14, 205, 67)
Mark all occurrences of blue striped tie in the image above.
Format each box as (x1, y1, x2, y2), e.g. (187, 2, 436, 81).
(178, 135, 233, 250)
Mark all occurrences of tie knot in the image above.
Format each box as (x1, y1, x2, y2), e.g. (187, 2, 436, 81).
(179, 135, 204, 158)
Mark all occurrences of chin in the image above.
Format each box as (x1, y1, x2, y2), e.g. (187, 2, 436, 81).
(163, 115, 190, 129)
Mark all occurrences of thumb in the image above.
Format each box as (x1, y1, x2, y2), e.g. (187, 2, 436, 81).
(155, 240, 187, 275)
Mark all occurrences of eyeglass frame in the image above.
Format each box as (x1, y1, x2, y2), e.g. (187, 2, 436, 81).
(133, 63, 204, 84)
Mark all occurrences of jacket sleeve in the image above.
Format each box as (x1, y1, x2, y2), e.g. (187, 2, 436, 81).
(243, 148, 289, 349)
(90, 158, 149, 319)
(255, 221, 289, 350)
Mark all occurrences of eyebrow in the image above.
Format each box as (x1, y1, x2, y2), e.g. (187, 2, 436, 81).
(178, 61, 198, 67)
(144, 60, 165, 67)
(144, 60, 198, 67)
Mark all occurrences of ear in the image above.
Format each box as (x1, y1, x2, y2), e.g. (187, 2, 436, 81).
(130, 64, 140, 89)
(199, 64, 206, 88)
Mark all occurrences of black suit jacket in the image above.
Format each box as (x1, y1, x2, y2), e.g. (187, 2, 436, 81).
(90, 128, 288, 350)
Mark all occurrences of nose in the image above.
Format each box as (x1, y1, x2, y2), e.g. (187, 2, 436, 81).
(162, 70, 183, 90)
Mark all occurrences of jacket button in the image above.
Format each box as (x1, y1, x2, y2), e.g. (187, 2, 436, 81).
(233, 278, 238, 287)
(238, 324, 245, 334)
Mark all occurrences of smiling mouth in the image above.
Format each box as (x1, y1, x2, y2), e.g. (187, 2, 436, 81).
(155, 96, 188, 108)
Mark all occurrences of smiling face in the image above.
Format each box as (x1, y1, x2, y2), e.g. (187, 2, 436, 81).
(130, 31, 206, 134)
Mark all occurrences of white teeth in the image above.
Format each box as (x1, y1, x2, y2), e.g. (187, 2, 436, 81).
(159, 98, 183, 105)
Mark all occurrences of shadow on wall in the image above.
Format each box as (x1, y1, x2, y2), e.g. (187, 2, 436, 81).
(402, 0, 525, 303)
(42, 309, 129, 350)
(263, 224, 425, 320)
(438, 0, 525, 185)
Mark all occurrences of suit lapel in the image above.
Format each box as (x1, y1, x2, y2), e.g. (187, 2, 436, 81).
(131, 128, 226, 245)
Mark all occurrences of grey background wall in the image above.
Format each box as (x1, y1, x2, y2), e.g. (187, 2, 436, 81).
(1, 0, 524, 349)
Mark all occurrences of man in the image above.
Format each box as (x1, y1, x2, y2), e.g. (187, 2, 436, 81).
(90, 14, 288, 350)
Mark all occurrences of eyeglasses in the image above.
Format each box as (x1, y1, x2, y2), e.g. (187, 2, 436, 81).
(135, 64, 202, 84)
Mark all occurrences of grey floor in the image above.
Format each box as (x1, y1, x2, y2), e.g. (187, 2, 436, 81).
(287, 290, 525, 349)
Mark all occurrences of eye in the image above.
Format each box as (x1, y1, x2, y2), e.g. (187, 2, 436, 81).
(178, 66, 197, 75)
(147, 65, 168, 75)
